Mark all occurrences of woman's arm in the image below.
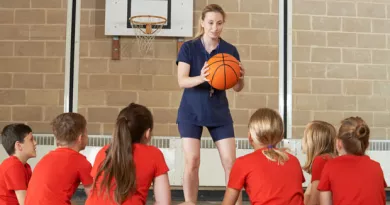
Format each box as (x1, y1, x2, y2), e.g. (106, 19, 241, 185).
(232, 63, 245, 92)
(153, 174, 171, 205)
(177, 62, 208, 88)
(319, 191, 332, 205)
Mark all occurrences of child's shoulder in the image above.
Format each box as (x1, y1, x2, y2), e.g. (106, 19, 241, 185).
(313, 154, 334, 164)
(0, 156, 23, 171)
(135, 144, 163, 155)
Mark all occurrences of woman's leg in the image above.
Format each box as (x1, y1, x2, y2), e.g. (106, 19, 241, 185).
(182, 138, 201, 203)
(178, 123, 203, 203)
(215, 138, 242, 205)
(210, 124, 243, 205)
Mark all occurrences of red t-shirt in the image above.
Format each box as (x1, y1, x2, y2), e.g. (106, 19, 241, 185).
(311, 155, 333, 182)
(228, 148, 305, 205)
(86, 143, 169, 205)
(0, 156, 32, 205)
(317, 155, 387, 205)
(25, 148, 93, 205)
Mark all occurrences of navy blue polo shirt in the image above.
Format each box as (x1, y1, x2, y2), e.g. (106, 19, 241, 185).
(176, 37, 240, 127)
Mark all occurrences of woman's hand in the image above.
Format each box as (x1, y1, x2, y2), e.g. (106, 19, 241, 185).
(239, 63, 245, 79)
(233, 63, 245, 92)
(200, 62, 210, 82)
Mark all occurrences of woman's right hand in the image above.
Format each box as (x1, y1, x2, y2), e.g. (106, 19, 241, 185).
(200, 62, 210, 82)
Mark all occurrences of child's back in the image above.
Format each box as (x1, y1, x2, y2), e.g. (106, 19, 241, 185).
(318, 116, 386, 205)
(25, 113, 92, 205)
(87, 143, 168, 205)
(318, 155, 386, 205)
(25, 148, 92, 205)
(223, 108, 305, 205)
(229, 148, 304, 205)
(85, 103, 171, 205)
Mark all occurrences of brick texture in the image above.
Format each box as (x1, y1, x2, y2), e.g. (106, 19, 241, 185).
(293, 0, 390, 139)
(0, 0, 388, 140)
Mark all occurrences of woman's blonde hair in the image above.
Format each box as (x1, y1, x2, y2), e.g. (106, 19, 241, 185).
(302, 121, 336, 174)
(194, 4, 226, 39)
(249, 108, 288, 165)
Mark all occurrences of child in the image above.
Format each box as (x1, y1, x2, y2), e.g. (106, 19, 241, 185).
(318, 116, 387, 205)
(24, 113, 92, 205)
(222, 108, 305, 205)
(301, 121, 336, 205)
(0, 124, 36, 205)
(86, 103, 171, 205)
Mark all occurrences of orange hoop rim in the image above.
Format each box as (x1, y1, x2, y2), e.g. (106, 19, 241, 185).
(129, 15, 167, 25)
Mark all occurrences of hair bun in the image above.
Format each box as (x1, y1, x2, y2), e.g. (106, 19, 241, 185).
(355, 124, 369, 139)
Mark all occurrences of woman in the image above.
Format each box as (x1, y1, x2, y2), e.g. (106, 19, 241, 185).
(176, 4, 245, 205)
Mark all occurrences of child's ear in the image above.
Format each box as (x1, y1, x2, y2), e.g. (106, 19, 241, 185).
(77, 134, 83, 143)
(14, 141, 22, 152)
(144, 128, 152, 142)
(248, 131, 253, 145)
(336, 139, 343, 152)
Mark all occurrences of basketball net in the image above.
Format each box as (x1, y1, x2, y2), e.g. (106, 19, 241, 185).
(128, 15, 166, 56)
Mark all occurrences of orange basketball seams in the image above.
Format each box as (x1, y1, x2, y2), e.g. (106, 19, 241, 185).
(206, 53, 240, 90)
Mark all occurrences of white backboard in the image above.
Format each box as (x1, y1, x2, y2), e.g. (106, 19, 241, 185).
(105, 0, 193, 37)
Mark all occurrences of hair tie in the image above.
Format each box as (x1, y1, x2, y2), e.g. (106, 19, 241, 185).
(267, 145, 274, 149)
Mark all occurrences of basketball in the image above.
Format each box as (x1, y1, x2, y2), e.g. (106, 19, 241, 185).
(206, 53, 241, 90)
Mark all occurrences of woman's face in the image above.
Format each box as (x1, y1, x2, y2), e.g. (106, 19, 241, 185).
(201, 11, 224, 40)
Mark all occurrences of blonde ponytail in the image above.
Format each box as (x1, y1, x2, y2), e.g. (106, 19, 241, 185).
(262, 147, 289, 165)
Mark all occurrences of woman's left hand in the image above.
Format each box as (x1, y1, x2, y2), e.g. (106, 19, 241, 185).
(239, 63, 245, 80)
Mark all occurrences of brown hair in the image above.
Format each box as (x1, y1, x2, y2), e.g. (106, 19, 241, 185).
(51, 113, 87, 146)
(194, 4, 226, 39)
(1, 123, 32, 155)
(94, 103, 153, 204)
(249, 108, 288, 165)
(338, 116, 370, 155)
(302, 121, 336, 174)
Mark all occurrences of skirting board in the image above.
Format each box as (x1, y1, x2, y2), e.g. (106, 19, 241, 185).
(72, 188, 390, 202)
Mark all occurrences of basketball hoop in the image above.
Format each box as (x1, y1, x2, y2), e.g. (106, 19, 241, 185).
(129, 15, 166, 55)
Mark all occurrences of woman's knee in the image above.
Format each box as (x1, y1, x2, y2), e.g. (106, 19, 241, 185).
(185, 155, 200, 171)
(221, 156, 236, 171)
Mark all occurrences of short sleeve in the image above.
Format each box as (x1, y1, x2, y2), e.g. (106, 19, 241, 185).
(232, 47, 241, 62)
(153, 148, 169, 177)
(317, 162, 331, 191)
(301, 169, 306, 183)
(90, 146, 108, 178)
(311, 156, 328, 182)
(379, 165, 387, 188)
(4, 164, 29, 190)
(227, 158, 246, 190)
(78, 157, 93, 186)
(176, 41, 192, 65)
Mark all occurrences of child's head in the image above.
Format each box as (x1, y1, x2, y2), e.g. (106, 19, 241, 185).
(51, 112, 88, 150)
(95, 103, 153, 204)
(302, 120, 336, 174)
(113, 102, 154, 145)
(1, 123, 36, 159)
(337, 116, 369, 156)
(248, 108, 288, 164)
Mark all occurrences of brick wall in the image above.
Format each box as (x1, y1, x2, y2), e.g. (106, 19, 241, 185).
(292, 0, 390, 139)
(0, 0, 66, 133)
(76, 0, 279, 137)
(1, 0, 388, 139)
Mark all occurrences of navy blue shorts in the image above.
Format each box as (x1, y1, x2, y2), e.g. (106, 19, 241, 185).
(178, 123, 235, 142)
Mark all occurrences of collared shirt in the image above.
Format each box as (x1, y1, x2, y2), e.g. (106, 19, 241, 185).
(176, 37, 240, 126)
